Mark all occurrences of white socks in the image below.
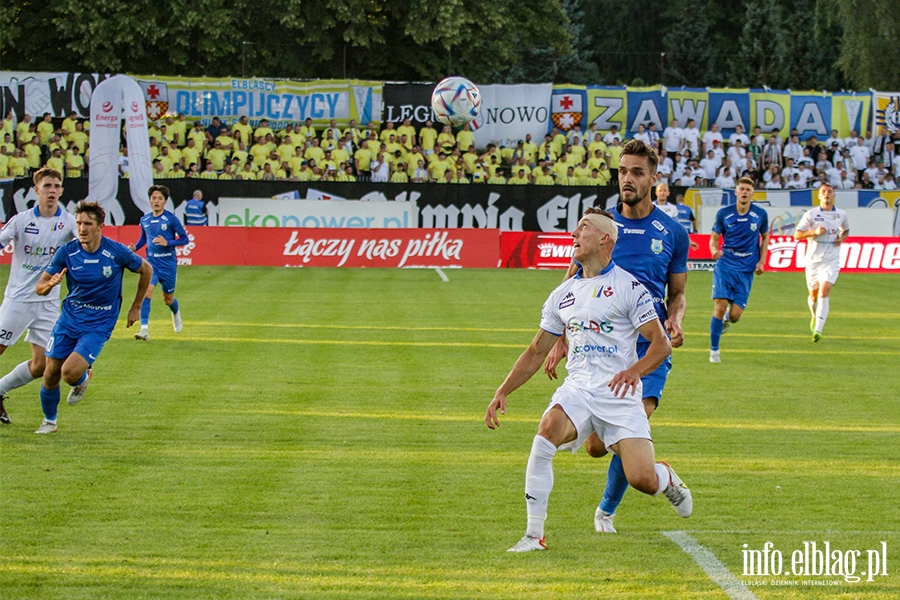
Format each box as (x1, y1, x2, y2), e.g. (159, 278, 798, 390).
(815, 297, 830, 333)
(0, 360, 37, 395)
(524, 435, 557, 538)
(654, 463, 670, 496)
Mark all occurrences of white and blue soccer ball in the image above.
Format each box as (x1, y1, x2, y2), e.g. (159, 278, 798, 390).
(431, 76, 482, 127)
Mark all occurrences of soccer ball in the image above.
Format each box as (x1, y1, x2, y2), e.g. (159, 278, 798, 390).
(431, 76, 482, 127)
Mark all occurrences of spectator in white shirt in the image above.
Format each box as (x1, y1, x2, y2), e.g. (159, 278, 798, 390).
(727, 139, 746, 166)
(762, 136, 782, 169)
(728, 124, 750, 147)
(646, 122, 660, 151)
(811, 172, 828, 189)
(663, 119, 684, 154)
(795, 163, 812, 187)
(838, 170, 854, 189)
(781, 157, 798, 182)
(701, 123, 723, 156)
(843, 129, 859, 149)
(682, 119, 701, 156)
(883, 173, 897, 190)
(677, 166, 696, 187)
(700, 150, 720, 185)
(714, 167, 736, 188)
(786, 173, 804, 189)
(848, 139, 870, 180)
(603, 125, 623, 146)
(632, 123, 651, 145)
(765, 174, 783, 189)
(824, 129, 843, 150)
(762, 164, 778, 184)
(782, 135, 803, 163)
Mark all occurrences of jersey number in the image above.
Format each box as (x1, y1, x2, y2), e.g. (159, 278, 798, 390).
(0, 329, 12, 341)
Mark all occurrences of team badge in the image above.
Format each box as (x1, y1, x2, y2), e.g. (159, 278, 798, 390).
(102, 266, 113, 278)
(651, 239, 663, 254)
(162, 224, 168, 231)
(751, 223, 758, 231)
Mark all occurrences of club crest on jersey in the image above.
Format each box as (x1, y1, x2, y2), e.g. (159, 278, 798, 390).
(750, 223, 758, 231)
(102, 266, 112, 278)
(161, 224, 168, 231)
(559, 291, 576, 309)
(651, 239, 663, 254)
(603, 286, 614, 297)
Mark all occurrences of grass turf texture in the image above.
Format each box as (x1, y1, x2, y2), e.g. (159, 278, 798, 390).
(1, 266, 898, 599)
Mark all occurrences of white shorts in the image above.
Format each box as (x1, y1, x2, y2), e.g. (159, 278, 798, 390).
(806, 261, 840, 290)
(0, 299, 60, 348)
(545, 381, 651, 454)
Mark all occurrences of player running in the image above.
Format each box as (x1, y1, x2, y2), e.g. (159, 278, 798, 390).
(33, 202, 152, 433)
(0, 168, 76, 425)
(545, 139, 689, 534)
(486, 207, 692, 553)
(794, 183, 849, 342)
(127, 185, 189, 341)
(709, 177, 769, 362)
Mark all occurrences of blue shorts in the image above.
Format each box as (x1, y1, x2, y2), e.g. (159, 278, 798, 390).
(712, 265, 755, 309)
(636, 340, 672, 404)
(45, 328, 109, 365)
(150, 264, 177, 294)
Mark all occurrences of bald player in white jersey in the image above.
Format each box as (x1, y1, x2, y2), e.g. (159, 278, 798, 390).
(794, 183, 849, 342)
(485, 207, 692, 553)
(0, 168, 76, 424)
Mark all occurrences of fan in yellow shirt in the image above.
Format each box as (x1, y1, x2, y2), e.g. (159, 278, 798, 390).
(199, 163, 219, 179)
(534, 165, 555, 185)
(487, 169, 507, 185)
(64, 147, 84, 178)
(390, 162, 409, 183)
(37, 114, 55, 146)
(508, 169, 530, 185)
(419, 121, 438, 155)
(437, 125, 456, 151)
(456, 123, 475, 151)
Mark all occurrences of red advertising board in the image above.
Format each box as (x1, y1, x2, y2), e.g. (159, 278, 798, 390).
(0, 226, 499, 268)
(499, 232, 900, 273)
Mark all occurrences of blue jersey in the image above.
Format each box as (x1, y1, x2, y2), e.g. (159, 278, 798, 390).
(712, 204, 769, 272)
(134, 210, 189, 269)
(611, 205, 690, 324)
(46, 237, 144, 336)
(675, 204, 694, 232)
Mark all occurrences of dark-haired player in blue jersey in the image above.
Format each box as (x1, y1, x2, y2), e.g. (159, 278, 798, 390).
(33, 202, 152, 433)
(545, 139, 690, 533)
(128, 185, 189, 342)
(708, 177, 769, 363)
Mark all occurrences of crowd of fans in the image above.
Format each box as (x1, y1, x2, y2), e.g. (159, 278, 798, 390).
(2, 109, 899, 190)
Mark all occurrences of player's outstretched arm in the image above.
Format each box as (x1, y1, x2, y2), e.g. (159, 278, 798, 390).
(35, 269, 66, 296)
(126, 260, 153, 327)
(486, 329, 559, 429)
(609, 319, 671, 399)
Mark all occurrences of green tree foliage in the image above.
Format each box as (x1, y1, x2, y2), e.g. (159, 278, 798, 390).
(828, 0, 900, 90)
(582, 0, 666, 85)
(2, 0, 569, 82)
(769, 0, 843, 90)
(729, 0, 783, 87)
(662, 0, 716, 87)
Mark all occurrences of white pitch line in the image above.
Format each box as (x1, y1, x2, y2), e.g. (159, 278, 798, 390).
(663, 531, 758, 600)
(434, 267, 449, 282)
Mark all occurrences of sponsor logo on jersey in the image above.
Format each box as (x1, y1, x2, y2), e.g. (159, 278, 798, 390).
(651, 239, 663, 254)
(652, 220, 668, 234)
(25, 221, 39, 235)
(559, 291, 575, 309)
(623, 228, 645, 234)
(102, 266, 113, 278)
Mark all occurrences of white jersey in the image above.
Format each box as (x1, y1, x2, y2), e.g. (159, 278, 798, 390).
(540, 263, 658, 396)
(655, 202, 679, 219)
(0, 206, 77, 303)
(796, 206, 850, 266)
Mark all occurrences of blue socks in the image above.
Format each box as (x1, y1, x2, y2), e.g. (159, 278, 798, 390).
(140, 298, 151, 326)
(710, 316, 723, 351)
(73, 370, 89, 387)
(598, 454, 630, 514)
(40, 385, 60, 421)
(169, 298, 179, 314)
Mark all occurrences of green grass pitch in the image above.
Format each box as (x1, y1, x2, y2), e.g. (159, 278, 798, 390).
(1, 266, 898, 599)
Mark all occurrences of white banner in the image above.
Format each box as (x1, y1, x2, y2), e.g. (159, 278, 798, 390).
(218, 198, 418, 229)
(472, 84, 552, 149)
(87, 75, 152, 215)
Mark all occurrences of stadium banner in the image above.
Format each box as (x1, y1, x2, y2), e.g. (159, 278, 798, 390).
(626, 87, 667, 137)
(499, 231, 900, 273)
(382, 83, 435, 128)
(872, 91, 900, 136)
(0, 71, 381, 128)
(750, 88, 789, 135)
(698, 205, 897, 237)
(244, 228, 499, 268)
(217, 198, 418, 229)
(471, 84, 553, 149)
(669, 87, 710, 132)
(790, 92, 832, 140)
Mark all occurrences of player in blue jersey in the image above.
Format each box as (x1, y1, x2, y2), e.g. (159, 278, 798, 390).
(708, 177, 769, 363)
(128, 185, 189, 341)
(545, 139, 690, 533)
(33, 202, 152, 433)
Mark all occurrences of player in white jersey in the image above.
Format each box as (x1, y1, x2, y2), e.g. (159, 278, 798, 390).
(0, 168, 76, 424)
(794, 183, 849, 342)
(485, 208, 692, 553)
